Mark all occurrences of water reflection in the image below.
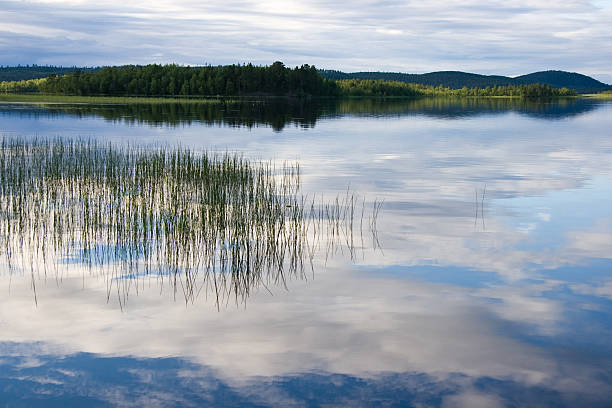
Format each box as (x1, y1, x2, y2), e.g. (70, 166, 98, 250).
(2, 340, 610, 407)
(335, 97, 603, 120)
(1, 98, 612, 407)
(2, 262, 611, 407)
(0, 137, 379, 308)
(0, 96, 605, 130)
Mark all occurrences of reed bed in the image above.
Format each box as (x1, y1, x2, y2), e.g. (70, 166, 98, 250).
(0, 137, 379, 307)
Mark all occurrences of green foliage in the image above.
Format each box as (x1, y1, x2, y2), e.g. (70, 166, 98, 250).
(36, 62, 339, 97)
(0, 78, 47, 93)
(337, 79, 422, 97)
(336, 79, 578, 97)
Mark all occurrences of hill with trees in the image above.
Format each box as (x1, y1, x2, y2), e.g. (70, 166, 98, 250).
(512, 71, 608, 92)
(0, 63, 586, 98)
(319, 69, 611, 94)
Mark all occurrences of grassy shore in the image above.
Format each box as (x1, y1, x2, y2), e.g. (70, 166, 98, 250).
(583, 93, 612, 99)
(0, 93, 226, 104)
(0, 92, 592, 104)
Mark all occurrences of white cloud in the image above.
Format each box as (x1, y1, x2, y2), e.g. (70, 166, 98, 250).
(375, 28, 404, 36)
(565, 219, 612, 259)
(0, 0, 610, 80)
(442, 390, 505, 408)
(572, 280, 612, 299)
(536, 212, 552, 222)
(0, 264, 576, 385)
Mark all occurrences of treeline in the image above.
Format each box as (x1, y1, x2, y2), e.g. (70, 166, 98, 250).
(319, 69, 609, 94)
(337, 79, 577, 97)
(0, 65, 99, 82)
(5, 65, 607, 92)
(0, 63, 578, 98)
(321, 70, 513, 89)
(36, 62, 339, 97)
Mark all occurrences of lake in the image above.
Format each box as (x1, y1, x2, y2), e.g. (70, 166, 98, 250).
(1, 97, 612, 407)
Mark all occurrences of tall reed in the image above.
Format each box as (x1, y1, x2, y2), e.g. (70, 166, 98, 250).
(0, 137, 380, 307)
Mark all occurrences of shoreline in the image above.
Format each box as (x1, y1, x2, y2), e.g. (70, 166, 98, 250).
(582, 93, 612, 99)
(0, 93, 592, 104)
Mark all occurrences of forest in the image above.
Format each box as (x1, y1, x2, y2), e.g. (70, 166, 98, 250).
(35, 62, 339, 97)
(0, 65, 99, 82)
(0, 63, 578, 98)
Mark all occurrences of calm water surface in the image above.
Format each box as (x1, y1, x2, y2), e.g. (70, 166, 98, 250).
(1, 98, 612, 407)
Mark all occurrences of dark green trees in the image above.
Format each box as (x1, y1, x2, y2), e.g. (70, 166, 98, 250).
(38, 62, 339, 97)
(2, 63, 578, 98)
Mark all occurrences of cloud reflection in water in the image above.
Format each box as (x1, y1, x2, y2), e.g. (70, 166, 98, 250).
(0, 99, 612, 406)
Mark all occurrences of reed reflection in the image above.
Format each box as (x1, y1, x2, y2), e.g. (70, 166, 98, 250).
(0, 137, 380, 308)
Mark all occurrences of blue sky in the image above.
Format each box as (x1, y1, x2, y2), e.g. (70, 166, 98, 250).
(1, 0, 611, 83)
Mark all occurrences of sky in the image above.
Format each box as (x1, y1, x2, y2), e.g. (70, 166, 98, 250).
(1, 0, 612, 83)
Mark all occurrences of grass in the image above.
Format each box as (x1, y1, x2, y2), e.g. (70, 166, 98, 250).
(0, 137, 379, 308)
(0, 93, 227, 104)
(0, 92, 593, 105)
(582, 92, 612, 99)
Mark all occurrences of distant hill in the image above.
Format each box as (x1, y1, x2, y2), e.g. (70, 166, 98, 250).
(0, 65, 100, 82)
(3, 65, 610, 94)
(512, 71, 608, 93)
(319, 69, 611, 94)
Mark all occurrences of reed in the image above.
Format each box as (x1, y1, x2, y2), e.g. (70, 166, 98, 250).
(0, 137, 379, 307)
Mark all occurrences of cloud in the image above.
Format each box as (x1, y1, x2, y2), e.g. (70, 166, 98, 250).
(0, 264, 581, 384)
(2, 101, 612, 283)
(572, 280, 612, 299)
(0, 0, 610, 81)
(442, 389, 505, 408)
(1, 99, 612, 403)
